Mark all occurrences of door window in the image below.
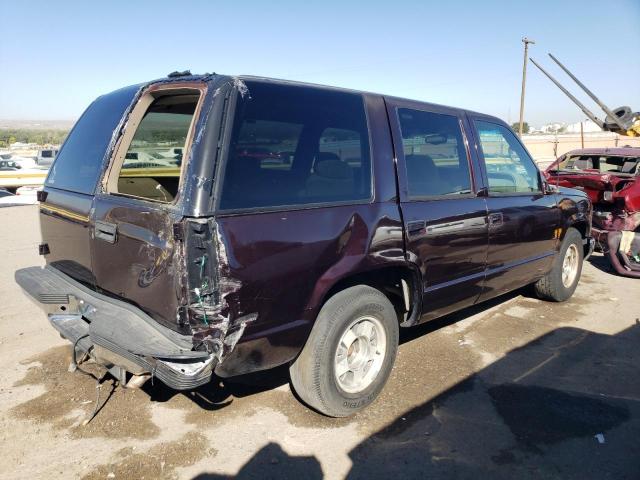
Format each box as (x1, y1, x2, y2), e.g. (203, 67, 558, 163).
(474, 121, 540, 194)
(219, 81, 372, 211)
(397, 108, 472, 198)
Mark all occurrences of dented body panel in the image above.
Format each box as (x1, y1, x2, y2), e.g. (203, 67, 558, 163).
(545, 148, 639, 277)
(545, 148, 640, 232)
(90, 194, 187, 332)
(211, 203, 405, 376)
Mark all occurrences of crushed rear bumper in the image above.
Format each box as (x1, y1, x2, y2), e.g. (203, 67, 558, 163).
(15, 265, 215, 390)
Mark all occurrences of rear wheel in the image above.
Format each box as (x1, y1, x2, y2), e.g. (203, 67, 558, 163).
(534, 227, 583, 302)
(289, 285, 399, 417)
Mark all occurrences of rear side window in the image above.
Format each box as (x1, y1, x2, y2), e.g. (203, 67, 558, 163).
(46, 85, 139, 195)
(397, 108, 472, 197)
(219, 81, 371, 210)
(474, 120, 540, 194)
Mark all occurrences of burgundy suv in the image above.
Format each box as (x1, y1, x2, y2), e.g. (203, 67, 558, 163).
(16, 73, 593, 416)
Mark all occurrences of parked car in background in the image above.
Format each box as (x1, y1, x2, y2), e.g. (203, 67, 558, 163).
(545, 147, 640, 277)
(16, 73, 593, 417)
(0, 187, 38, 206)
(0, 160, 21, 170)
(1, 155, 40, 170)
(36, 149, 59, 167)
(14, 185, 42, 203)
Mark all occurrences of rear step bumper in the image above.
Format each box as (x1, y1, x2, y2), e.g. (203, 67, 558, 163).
(15, 266, 215, 390)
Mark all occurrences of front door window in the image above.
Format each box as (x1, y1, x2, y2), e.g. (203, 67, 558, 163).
(474, 121, 540, 194)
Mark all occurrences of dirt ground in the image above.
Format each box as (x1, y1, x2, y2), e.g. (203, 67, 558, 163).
(1, 205, 639, 479)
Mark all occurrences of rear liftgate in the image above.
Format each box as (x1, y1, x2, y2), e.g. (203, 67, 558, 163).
(15, 217, 256, 391)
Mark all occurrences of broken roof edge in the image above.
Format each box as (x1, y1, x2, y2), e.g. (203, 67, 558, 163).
(562, 147, 640, 157)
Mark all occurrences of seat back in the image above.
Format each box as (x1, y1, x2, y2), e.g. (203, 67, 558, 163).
(621, 160, 638, 174)
(405, 154, 441, 196)
(305, 157, 353, 199)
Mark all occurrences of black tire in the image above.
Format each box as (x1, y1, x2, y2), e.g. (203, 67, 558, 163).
(289, 285, 399, 417)
(534, 227, 583, 302)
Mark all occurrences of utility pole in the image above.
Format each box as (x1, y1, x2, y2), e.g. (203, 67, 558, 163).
(519, 37, 535, 136)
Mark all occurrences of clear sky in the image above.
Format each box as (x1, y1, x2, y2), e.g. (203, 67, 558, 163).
(1, 0, 638, 127)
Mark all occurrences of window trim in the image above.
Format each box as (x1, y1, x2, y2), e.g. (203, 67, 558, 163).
(102, 82, 208, 205)
(213, 82, 375, 214)
(473, 118, 543, 197)
(395, 107, 476, 201)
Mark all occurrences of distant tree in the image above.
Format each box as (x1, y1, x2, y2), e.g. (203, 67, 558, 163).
(0, 129, 68, 146)
(510, 122, 530, 134)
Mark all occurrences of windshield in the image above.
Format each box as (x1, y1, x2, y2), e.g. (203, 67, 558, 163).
(556, 155, 639, 175)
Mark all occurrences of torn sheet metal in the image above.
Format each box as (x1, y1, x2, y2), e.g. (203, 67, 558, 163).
(184, 218, 257, 362)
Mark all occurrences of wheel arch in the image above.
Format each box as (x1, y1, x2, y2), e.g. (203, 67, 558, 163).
(565, 219, 590, 257)
(313, 263, 423, 329)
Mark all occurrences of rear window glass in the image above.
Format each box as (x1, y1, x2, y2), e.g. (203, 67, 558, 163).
(46, 85, 139, 194)
(219, 81, 371, 210)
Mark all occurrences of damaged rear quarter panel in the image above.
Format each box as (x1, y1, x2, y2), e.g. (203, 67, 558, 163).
(208, 202, 405, 377)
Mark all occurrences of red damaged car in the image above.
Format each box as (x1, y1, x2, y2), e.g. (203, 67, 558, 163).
(545, 147, 640, 277)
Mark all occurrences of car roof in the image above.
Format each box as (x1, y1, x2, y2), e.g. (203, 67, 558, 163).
(563, 147, 640, 157)
(236, 74, 506, 124)
(141, 72, 508, 127)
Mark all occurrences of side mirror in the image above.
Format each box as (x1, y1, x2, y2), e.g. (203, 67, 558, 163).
(543, 181, 559, 195)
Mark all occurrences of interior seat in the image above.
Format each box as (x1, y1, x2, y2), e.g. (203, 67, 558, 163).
(573, 158, 593, 170)
(621, 160, 638, 174)
(405, 154, 441, 196)
(305, 156, 353, 199)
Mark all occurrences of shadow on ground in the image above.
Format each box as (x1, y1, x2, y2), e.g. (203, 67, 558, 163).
(142, 289, 525, 411)
(192, 322, 640, 479)
(586, 251, 614, 275)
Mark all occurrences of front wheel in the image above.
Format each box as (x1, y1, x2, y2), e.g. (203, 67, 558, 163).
(534, 227, 583, 302)
(289, 285, 399, 417)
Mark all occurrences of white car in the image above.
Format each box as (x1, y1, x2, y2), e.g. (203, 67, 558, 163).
(36, 149, 58, 167)
(0, 188, 38, 206)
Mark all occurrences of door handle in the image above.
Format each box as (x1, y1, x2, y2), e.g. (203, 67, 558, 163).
(95, 220, 118, 244)
(488, 212, 503, 227)
(406, 220, 425, 237)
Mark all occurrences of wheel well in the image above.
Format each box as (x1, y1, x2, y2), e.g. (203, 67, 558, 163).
(323, 266, 420, 326)
(569, 221, 589, 257)
(571, 221, 587, 239)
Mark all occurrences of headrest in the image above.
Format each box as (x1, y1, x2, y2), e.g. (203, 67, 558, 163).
(405, 154, 437, 175)
(574, 158, 593, 170)
(314, 159, 352, 179)
(318, 152, 341, 162)
(621, 160, 637, 173)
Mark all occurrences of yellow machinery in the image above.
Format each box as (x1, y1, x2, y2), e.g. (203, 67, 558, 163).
(531, 53, 640, 137)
